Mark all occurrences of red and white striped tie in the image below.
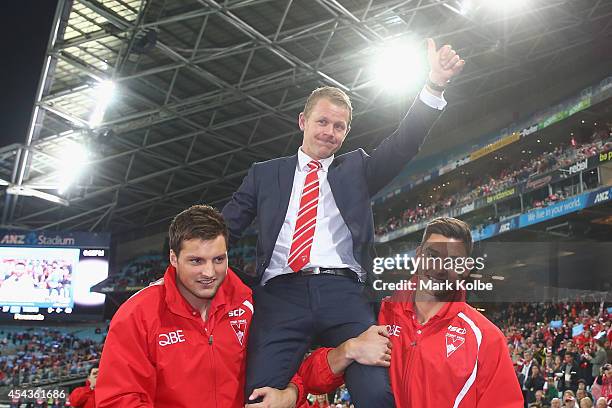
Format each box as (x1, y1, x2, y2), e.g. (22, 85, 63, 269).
(287, 160, 322, 272)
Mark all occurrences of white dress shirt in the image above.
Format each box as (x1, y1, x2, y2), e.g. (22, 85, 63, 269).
(261, 87, 446, 284)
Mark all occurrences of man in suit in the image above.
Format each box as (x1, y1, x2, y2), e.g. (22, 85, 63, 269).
(223, 38, 465, 407)
(521, 350, 536, 407)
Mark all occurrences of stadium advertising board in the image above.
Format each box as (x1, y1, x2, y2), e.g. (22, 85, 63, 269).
(469, 132, 521, 161)
(485, 187, 517, 204)
(597, 147, 612, 164)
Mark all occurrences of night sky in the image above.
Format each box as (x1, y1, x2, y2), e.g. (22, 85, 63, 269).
(0, 1, 58, 146)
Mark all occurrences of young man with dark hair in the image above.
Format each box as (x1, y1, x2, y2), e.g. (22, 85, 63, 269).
(68, 365, 98, 408)
(299, 217, 524, 407)
(96, 205, 322, 408)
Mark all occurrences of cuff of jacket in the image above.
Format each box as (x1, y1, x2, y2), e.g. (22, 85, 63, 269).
(419, 86, 447, 110)
(319, 348, 346, 387)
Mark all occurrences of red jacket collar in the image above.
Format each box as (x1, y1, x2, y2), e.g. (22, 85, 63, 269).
(161, 265, 251, 319)
(388, 275, 467, 324)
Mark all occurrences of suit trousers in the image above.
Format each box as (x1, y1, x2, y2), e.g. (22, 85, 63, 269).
(245, 273, 395, 407)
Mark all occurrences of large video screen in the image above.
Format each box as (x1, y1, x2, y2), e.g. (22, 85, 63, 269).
(0, 230, 110, 322)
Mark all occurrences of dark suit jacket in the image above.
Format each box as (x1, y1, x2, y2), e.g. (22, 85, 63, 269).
(222, 97, 442, 285)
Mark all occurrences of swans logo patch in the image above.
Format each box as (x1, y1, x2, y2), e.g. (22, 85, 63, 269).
(445, 333, 465, 357)
(230, 319, 247, 345)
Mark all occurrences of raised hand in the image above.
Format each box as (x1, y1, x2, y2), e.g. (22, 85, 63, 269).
(426, 38, 465, 86)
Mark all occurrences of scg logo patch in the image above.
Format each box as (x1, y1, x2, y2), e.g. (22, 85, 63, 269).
(159, 330, 185, 346)
(229, 308, 245, 318)
(447, 325, 467, 335)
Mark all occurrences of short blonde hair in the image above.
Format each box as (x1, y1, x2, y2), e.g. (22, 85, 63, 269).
(303, 86, 352, 127)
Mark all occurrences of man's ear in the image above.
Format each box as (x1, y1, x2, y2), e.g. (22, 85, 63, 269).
(169, 250, 178, 268)
(415, 245, 422, 257)
(298, 112, 306, 131)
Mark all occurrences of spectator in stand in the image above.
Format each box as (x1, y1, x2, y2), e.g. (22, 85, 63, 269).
(526, 365, 546, 405)
(551, 398, 561, 408)
(528, 390, 548, 408)
(576, 388, 591, 404)
(578, 346, 595, 386)
(557, 353, 579, 392)
(594, 397, 606, 408)
(576, 380, 594, 402)
(563, 390, 579, 408)
(521, 350, 537, 404)
(601, 363, 612, 403)
(68, 365, 98, 408)
(592, 363, 612, 401)
(546, 375, 561, 401)
(579, 397, 593, 408)
(591, 340, 609, 381)
(554, 355, 564, 372)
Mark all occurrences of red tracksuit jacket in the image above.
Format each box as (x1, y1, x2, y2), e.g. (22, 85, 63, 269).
(301, 295, 524, 407)
(95, 265, 328, 407)
(68, 380, 95, 408)
(96, 265, 255, 407)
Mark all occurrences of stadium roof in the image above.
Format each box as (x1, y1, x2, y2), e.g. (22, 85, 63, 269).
(2, 0, 612, 238)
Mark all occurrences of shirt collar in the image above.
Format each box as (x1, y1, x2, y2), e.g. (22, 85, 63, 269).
(297, 148, 333, 172)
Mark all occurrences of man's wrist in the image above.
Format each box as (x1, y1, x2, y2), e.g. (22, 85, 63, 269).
(327, 340, 355, 375)
(342, 338, 357, 361)
(284, 383, 298, 406)
(424, 83, 444, 98)
(428, 72, 449, 87)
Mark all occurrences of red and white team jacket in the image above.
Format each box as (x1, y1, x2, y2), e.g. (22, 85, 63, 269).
(379, 296, 523, 407)
(96, 265, 256, 408)
(301, 293, 524, 407)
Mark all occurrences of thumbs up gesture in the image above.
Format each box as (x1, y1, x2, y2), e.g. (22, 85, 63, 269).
(426, 38, 465, 87)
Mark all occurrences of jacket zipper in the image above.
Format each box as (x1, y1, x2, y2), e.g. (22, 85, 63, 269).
(209, 332, 217, 407)
(205, 311, 218, 408)
(403, 326, 418, 407)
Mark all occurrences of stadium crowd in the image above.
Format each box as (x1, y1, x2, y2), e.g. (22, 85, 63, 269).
(375, 125, 612, 237)
(492, 302, 612, 408)
(99, 254, 165, 289)
(0, 327, 103, 387)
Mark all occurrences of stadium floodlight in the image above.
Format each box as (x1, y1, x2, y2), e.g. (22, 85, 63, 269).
(459, 0, 473, 15)
(6, 185, 69, 206)
(372, 40, 426, 93)
(57, 142, 89, 194)
(89, 80, 116, 128)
